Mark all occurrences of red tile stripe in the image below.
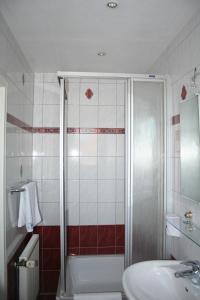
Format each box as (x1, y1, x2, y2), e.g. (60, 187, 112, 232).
(33, 127, 60, 133)
(172, 114, 180, 125)
(7, 113, 32, 132)
(7, 113, 125, 134)
(34, 127, 125, 134)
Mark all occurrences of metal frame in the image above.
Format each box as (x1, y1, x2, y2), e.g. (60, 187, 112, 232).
(57, 71, 169, 295)
(59, 78, 67, 296)
(0, 78, 7, 300)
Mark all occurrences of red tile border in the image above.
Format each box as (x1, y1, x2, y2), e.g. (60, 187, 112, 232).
(116, 225, 125, 246)
(67, 247, 80, 256)
(7, 114, 125, 134)
(7, 113, 32, 132)
(80, 247, 98, 255)
(67, 226, 79, 247)
(33, 127, 60, 133)
(172, 114, 180, 125)
(41, 270, 60, 293)
(42, 248, 60, 270)
(34, 127, 125, 134)
(80, 225, 98, 247)
(43, 226, 60, 249)
(98, 247, 116, 255)
(36, 224, 125, 293)
(98, 225, 116, 247)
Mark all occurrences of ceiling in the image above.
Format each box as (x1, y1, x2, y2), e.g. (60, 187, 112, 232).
(0, 0, 200, 73)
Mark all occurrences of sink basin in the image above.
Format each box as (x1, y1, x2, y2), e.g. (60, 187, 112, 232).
(123, 260, 200, 300)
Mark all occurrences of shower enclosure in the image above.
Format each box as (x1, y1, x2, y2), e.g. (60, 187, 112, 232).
(57, 72, 167, 299)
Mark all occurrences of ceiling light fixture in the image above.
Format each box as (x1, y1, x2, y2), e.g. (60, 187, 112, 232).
(97, 51, 107, 57)
(107, 1, 118, 8)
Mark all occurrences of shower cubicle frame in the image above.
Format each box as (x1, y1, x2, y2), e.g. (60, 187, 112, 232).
(57, 71, 169, 297)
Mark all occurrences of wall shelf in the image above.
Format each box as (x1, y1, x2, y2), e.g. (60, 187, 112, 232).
(167, 217, 200, 248)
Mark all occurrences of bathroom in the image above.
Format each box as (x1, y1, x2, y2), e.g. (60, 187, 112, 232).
(1, 0, 200, 299)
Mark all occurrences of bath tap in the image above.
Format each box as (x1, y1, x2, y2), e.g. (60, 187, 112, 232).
(175, 260, 200, 285)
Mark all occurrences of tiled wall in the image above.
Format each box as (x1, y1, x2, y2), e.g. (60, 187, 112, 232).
(33, 74, 126, 296)
(0, 11, 34, 261)
(149, 10, 200, 258)
(33, 75, 125, 227)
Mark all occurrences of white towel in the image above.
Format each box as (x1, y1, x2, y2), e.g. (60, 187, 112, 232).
(18, 182, 42, 232)
(166, 214, 181, 237)
(74, 293, 122, 300)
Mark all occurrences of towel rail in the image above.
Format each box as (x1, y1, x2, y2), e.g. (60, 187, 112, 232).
(9, 180, 32, 194)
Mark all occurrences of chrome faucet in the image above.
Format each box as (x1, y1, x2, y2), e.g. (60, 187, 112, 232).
(175, 260, 200, 285)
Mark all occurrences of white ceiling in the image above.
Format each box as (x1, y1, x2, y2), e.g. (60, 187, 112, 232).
(0, 0, 200, 73)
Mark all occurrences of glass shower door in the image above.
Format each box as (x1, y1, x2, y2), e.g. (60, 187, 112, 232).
(132, 81, 164, 263)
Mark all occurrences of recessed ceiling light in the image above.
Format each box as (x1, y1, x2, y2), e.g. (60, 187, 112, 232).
(97, 51, 107, 57)
(107, 1, 118, 8)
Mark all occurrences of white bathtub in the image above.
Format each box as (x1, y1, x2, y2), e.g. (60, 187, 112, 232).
(57, 255, 125, 300)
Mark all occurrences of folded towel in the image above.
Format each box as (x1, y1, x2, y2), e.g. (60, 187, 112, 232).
(18, 182, 42, 232)
(74, 293, 122, 300)
(166, 214, 181, 237)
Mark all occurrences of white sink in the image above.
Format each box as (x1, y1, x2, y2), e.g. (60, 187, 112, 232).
(123, 260, 200, 300)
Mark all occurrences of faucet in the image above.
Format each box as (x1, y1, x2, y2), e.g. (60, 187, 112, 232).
(175, 260, 200, 285)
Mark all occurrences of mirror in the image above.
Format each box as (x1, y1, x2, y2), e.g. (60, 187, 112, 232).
(181, 95, 200, 202)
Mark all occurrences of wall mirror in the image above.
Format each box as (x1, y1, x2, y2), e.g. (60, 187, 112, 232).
(180, 94, 200, 202)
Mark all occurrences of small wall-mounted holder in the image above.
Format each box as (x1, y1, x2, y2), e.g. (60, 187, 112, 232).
(183, 210, 193, 231)
(191, 67, 200, 95)
(184, 210, 193, 219)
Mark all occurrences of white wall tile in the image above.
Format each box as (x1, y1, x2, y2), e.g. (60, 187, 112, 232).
(117, 135, 124, 156)
(98, 180, 116, 203)
(99, 83, 116, 105)
(68, 105, 79, 127)
(116, 202, 124, 224)
(32, 157, 42, 180)
(40, 202, 59, 225)
(68, 157, 79, 179)
(67, 202, 79, 225)
(98, 106, 116, 128)
(43, 134, 59, 156)
(80, 83, 98, 105)
(20, 157, 32, 181)
(116, 157, 124, 179)
(68, 180, 79, 203)
(98, 203, 115, 225)
(43, 82, 59, 105)
(98, 157, 116, 179)
(42, 157, 59, 179)
(67, 134, 79, 157)
(117, 106, 125, 128)
(116, 180, 125, 202)
(117, 83, 125, 105)
(42, 180, 59, 202)
(43, 105, 59, 127)
(80, 203, 97, 225)
(33, 105, 43, 126)
(34, 82, 43, 104)
(68, 83, 80, 105)
(98, 134, 116, 156)
(80, 106, 98, 128)
(33, 134, 43, 156)
(80, 134, 97, 156)
(80, 180, 97, 203)
(80, 157, 97, 179)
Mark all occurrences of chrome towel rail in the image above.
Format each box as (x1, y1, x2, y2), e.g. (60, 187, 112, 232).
(9, 180, 32, 194)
